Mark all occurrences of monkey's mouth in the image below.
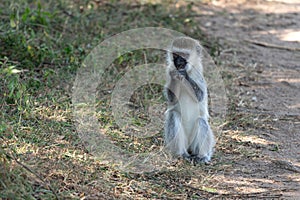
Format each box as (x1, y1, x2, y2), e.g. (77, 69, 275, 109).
(173, 53, 187, 70)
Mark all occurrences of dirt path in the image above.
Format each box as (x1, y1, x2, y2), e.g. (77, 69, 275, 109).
(195, 0, 300, 197)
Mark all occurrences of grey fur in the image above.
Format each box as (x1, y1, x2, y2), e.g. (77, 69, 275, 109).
(164, 37, 215, 164)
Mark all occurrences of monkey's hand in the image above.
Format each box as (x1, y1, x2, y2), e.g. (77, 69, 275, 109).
(170, 70, 185, 81)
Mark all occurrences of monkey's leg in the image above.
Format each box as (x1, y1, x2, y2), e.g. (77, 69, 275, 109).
(188, 118, 215, 164)
(164, 110, 188, 157)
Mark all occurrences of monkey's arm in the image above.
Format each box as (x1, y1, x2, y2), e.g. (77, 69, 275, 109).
(165, 70, 182, 105)
(181, 74, 203, 102)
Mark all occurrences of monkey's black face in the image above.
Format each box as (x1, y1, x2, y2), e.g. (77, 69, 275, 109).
(173, 53, 187, 73)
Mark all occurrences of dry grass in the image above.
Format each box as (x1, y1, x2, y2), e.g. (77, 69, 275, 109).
(0, 0, 280, 199)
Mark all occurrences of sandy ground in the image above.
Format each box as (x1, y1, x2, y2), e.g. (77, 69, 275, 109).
(194, 0, 300, 197)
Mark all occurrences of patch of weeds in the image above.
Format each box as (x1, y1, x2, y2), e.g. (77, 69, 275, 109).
(0, 57, 31, 112)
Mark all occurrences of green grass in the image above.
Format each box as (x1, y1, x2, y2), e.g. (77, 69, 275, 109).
(0, 0, 257, 199)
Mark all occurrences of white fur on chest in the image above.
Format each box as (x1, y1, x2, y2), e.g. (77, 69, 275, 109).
(174, 84, 205, 141)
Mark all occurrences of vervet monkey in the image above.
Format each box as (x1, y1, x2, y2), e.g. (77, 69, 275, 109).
(164, 37, 215, 164)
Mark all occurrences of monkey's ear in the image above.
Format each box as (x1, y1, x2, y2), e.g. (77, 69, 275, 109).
(196, 45, 202, 56)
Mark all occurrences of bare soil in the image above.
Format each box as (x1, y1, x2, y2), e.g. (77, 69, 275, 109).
(194, 0, 300, 197)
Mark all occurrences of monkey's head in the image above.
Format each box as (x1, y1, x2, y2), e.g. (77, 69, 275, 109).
(169, 37, 203, 75)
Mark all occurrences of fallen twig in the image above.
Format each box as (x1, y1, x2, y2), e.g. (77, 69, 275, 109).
(272, 160, 300, 173)
(245, 39, 300, 51)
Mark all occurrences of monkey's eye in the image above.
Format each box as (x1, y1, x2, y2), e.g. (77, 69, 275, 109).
(173, 53, 187, 70)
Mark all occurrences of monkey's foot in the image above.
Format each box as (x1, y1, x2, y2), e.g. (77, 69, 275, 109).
(192, 156, 211, 165)
(182, 153, 193, 162)
(180, 154, 210, 165)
